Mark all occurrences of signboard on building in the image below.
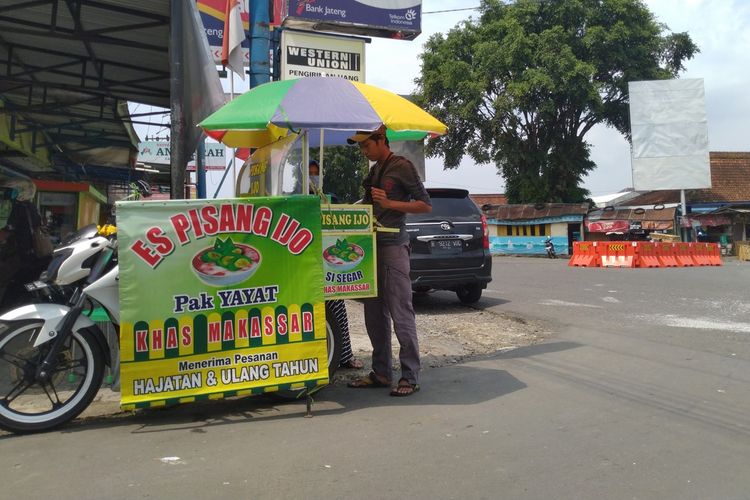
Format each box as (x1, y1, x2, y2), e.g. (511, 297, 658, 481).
(281, 30, 366, 81)
(196, 0, 250, 66)
(281, 0, 421, 40)
(138, 141, 226, 171)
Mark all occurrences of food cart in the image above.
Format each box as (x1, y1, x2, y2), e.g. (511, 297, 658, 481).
(114, 77, 446, 412)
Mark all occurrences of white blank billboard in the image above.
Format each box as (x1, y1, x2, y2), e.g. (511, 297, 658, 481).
(629, 79, 711, 190)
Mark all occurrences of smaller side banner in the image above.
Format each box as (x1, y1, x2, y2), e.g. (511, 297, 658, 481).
(321, 204, 377, 299)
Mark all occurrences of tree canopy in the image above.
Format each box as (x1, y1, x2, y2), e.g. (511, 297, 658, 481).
(416, 0, 698, 203)
(314, 146, 370, 203)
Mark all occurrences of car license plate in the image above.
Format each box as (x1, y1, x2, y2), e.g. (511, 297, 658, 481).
(430, 239, 463, 254)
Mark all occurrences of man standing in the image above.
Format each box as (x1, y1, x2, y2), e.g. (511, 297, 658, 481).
(346, 126, 431, 396)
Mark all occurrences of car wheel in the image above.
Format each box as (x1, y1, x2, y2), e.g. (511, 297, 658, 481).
(456, 284, 482, 304)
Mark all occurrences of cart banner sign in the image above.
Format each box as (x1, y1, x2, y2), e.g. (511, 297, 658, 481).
(116, 197, 326, 409)
(321, 204, 376, 299)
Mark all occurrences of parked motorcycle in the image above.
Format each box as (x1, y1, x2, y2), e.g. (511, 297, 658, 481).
(545, 237, 557, 259)
(0, 225, 342, 433)
(0, 225, 118, 433)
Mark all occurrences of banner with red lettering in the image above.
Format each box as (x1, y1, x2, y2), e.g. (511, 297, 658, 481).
(116, 196, 326, 409)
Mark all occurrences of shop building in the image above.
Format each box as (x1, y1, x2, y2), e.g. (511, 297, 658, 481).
(484, 203, 589, 256)
(584, 207, 677, 241)
(622, 152, 750, 253)
(33, 180, 107, 244)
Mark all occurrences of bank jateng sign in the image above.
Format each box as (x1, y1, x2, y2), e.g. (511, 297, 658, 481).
(281, 30, 365, 81)
(116, 197, 326, 409)
(281, 0, 422, 40)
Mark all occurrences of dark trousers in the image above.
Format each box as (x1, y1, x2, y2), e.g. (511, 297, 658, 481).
(363, 243, 420, 384)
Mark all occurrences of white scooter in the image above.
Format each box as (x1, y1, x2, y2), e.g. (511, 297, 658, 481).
(0, 225, 119, 433)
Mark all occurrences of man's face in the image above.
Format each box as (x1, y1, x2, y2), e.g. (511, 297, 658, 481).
(358, 136, 383, 161)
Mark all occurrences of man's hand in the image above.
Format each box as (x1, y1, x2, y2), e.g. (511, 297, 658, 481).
(369, 187, 431, 214)
(370, 187, 392, 209)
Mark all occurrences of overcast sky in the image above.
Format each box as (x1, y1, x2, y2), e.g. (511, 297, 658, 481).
(365, 0, 750, 196)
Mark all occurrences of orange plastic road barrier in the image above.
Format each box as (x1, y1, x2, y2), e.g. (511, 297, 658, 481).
(635, 241, 661, 268)
(706, 243, 723, 266)
(691, 242, 711, 266)
(599, 242, 635, 267)
(674, 242, 696, 266)
(568, 241, 599, 267)
(656, 242, 679, 267)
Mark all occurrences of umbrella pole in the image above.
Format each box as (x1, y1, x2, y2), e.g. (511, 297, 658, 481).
(213, 154, 234, 199)
(319, 129, 325, 188)
(230, 77, 237, 196)
(302, 131, 309, 195)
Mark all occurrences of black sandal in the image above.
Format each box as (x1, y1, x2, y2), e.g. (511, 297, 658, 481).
(390, 378, 420, 397)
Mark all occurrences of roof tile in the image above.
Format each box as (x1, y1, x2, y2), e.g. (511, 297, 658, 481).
(624, 152, 750, 206)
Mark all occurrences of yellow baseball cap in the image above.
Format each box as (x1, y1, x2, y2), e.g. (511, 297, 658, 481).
(347, 125, 386, 144)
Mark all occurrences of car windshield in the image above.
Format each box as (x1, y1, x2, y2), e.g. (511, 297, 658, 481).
(409, 196, 477, 220)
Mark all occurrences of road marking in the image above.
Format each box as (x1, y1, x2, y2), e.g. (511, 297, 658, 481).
(637, 314, 750, 333)
(602, 296, 620, 303)
(539, 299, 603, 308)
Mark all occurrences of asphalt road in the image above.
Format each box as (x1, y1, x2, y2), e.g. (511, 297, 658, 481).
(2, 257, 749, 499)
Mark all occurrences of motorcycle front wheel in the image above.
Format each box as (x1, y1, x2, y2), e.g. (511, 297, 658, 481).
(0, 323, 105, 434)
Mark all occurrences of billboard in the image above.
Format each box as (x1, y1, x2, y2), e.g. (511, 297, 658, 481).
(281, 30, 366, 81)
(629, 79, 711, 191)
(281, 0, 421, 40)
(196, 0, 250, 66)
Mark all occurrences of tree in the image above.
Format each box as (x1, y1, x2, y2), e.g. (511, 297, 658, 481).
(416, 0, 698, 203)
(313, 146, 370, 203)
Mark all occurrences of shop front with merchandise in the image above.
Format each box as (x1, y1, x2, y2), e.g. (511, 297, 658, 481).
(33, 180, 107, 244)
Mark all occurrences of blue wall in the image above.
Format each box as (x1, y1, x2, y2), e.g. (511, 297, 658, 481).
(490, 236, 568, 255)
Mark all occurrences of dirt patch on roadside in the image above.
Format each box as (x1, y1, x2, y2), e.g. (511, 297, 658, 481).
(333, 296, 550, 384)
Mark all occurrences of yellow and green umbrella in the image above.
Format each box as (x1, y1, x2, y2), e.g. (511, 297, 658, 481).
(199, 77, 447, 148)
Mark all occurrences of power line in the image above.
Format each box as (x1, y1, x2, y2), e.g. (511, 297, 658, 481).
(423, 7, 480, 14)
